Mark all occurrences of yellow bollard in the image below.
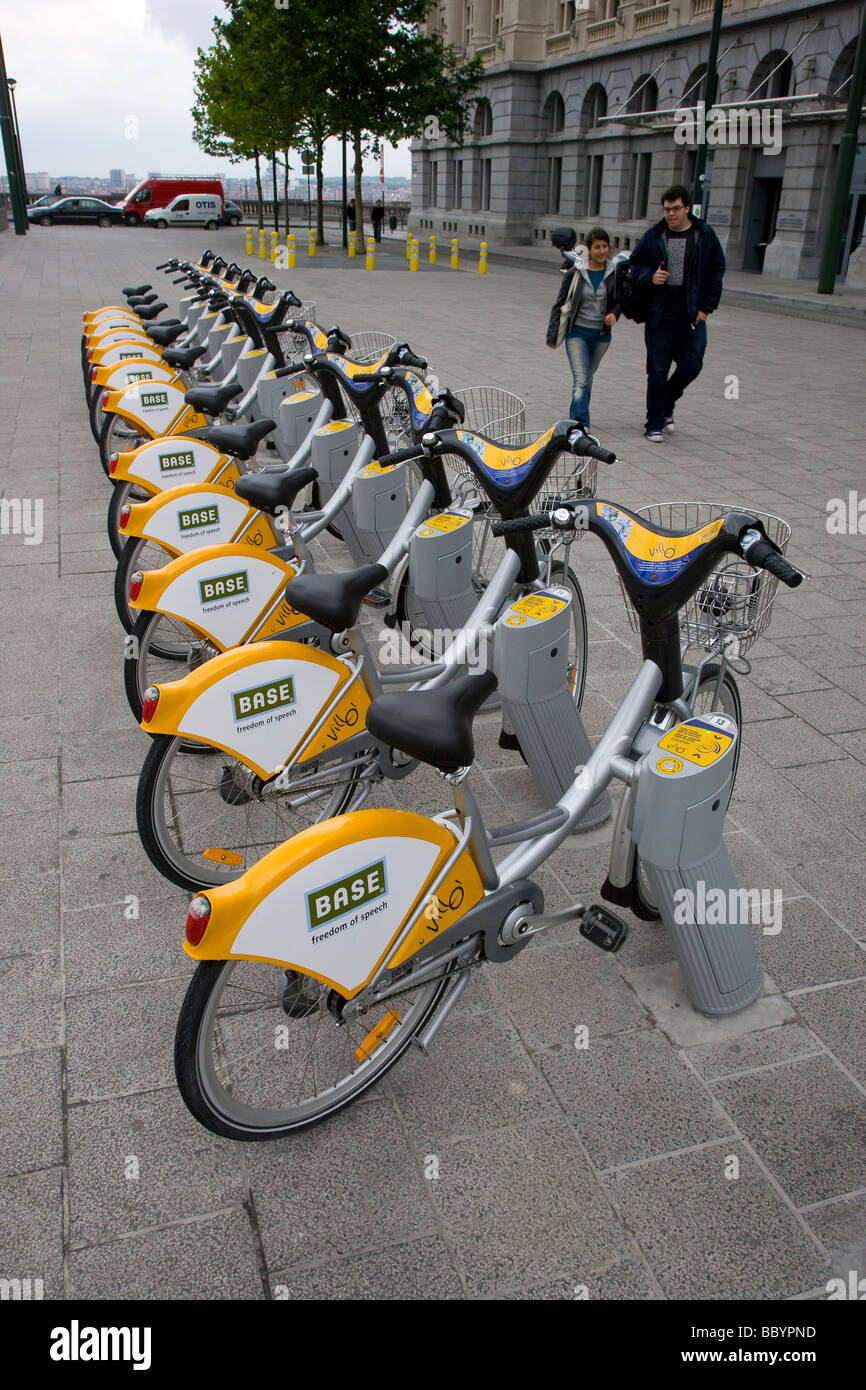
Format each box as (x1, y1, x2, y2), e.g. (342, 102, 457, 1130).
(478, 241, 488, 275)
(366, 236, 375, 270)
(450, 238, 459, 270)
(308, 227, 317, 259)
(406, 234, 417, 262)
(286, 233, 296, 270)
(258, 228, 266, 260)
(245, 228, 254, 256)
(429, 234, 437, 265)
(347, 230, 356, 258)
(410, 246, 419, 272)
(270, 230, 279, 263)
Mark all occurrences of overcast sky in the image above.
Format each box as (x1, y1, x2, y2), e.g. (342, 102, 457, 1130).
(3, 0, 410, 180)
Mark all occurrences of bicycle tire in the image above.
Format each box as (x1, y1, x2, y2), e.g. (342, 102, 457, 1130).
(124, 609, 218, 723)
(99, 408, 147, 476)
(632, 663, 742, 921)
(138, 733, 367, 892)
(114, 536, 177, 637)
(174, 957, 451, 1140)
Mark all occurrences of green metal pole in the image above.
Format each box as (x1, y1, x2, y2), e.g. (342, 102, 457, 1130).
(0, 34, 27, 234)
(817, 2, 866, 293)
(692, 0, 725, 217)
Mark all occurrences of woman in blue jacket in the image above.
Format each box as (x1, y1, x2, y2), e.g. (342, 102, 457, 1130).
(546, 227, 623, 430)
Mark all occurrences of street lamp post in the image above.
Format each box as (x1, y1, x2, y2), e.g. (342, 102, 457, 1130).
(0, 35, 27, 233)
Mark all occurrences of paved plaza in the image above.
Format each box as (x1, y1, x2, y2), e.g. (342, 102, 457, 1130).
(1, 225, 865, 1301)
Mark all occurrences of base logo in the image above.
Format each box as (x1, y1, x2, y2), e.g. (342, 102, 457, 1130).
(232, 676, 295, 722)
(140, 389, 169, 409)
(159, 449, 196, 474)
(306, 858, 388, 934)
(178, 504, 219, 533)
(199, 570, 249, 605)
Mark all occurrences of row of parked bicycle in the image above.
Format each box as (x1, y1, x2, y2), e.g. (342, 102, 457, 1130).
(83, 248, 805, 1141)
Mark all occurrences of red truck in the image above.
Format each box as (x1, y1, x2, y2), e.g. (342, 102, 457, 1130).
(119, 177, 225, 227)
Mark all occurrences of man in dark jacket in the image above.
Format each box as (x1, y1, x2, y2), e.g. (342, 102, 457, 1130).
(629, 184, 725, 442)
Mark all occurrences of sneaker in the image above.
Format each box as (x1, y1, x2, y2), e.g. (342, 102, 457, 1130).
(644, 429, 664, 443)
(662, 416, 675, 433)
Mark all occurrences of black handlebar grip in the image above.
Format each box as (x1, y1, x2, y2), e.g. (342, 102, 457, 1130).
(379, 446, 425, 466)
(398, 350, 428, 369)
(491, 515, 552, 537)
(156, 261, 173, 270)
(573, 437, 617, 465)
(745, 537, 803, 588)
(349, 373, 380, 384)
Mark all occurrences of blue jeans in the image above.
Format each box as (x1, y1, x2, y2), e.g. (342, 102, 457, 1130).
(644, 317, 707, 431)
(564, 332, 610, 428)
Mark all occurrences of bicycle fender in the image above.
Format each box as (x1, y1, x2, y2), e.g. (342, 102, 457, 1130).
(183, 808, 484, 999)
(90, 342, 163, 369)
(103, 382, 208, 440)
(84, 307, 142, 327)
(130, 544, 297, 650)
(112, 437, 228, 492)
(86, 328, 152, 352)
(93, 361, 175, 393)
(123, 484, 276, 554)
(143, 640, 369, 778)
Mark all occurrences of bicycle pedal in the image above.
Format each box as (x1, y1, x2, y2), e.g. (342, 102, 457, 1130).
(579, 904, 629, 953)
(498, 728, 521, 752)
(363, 586, 391, 608)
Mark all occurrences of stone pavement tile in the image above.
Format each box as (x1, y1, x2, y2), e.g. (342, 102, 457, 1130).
(0, 1167, 64, 1300)
(61, 774, 139, 839)
(0, 812, 59, 878)
(0, 714, 59, 763)
(745, 655, 831, 696)
(0, 873, 60, 958)
(786, 856, 866, 938)
(68, 1209, 265, 1301)
(772, 636, 866, 672)
(724, 829, 808, 901)
(391, 1006, 560, 1146)
(60, 729, 142, 783)
(783, 757, 866, 827)
(755, 897, 866, 991)
(739, 717, 848, 768)
(60, 830, 176, 908)
(486, 938, 651, 1050)
(816, 614, 866, 650)
(540, 1029, 731, 1168)
(732, 780, 860, 866)
(684, 1023, 823, 1081)
(268, 1234, 463, 1300)
(601, 1144, 827, 1300)
(65, 977, 188, 1101)
(512, 1258, 659, 1300)
(830, 665, 866, 702)
(713, 1056, 866, 1207)
(0, 1048, 63, 1177)
(423, 1121, 631, 1297)
(0, 757, 59, 815)
(735, 679, 796, 724)
(63, 897, 188, 994)
(59, 549, 118, 575)
(0, 662, 59, 717)
(790, 981, 866, 1089)
(0, 542, 57, 569)
(0, 950, 62, 1053)
(834, 728, 866, 765)
(781, 688, 866, 735)
(66, 1087, 246, 1246)
(803, 1193, 866, 1283)
(245, 1097, 436, 1270)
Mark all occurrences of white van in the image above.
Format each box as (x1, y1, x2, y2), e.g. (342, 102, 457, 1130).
(144, 194, 223, 230)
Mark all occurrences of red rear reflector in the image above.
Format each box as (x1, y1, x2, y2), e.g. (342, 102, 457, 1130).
(91, 366, 99, 381)
(109, 452, 119, 474)
(141, 685, 160, 722)
(87, 348, 94, 360)
(186, 895, 211, 945)
(119, 504, 131, 529)
(129, 571, 144, 601)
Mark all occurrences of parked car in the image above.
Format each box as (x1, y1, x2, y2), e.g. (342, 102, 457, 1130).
(143, 193, 222, 230)
(220, 200, 243, 227)
(119, 177, 225, 226)
(28, 197, 124, 228)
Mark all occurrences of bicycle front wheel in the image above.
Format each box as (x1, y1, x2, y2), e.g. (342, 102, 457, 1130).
(99, 410, 148, 476)
(125, 610, 219, 722)
(632, 663, 742, 920)
(137, 734, 369, 892)
(175, 958, 450, 1140)
(115, 536, 177, 634)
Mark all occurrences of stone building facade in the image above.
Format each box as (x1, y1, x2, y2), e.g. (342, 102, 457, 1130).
(410, 0, 866, 279)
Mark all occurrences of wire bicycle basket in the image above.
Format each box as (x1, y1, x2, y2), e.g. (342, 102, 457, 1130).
(619, 502, 792, 657)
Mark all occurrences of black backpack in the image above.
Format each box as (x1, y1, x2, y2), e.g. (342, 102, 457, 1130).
(616, 261, 652, 324)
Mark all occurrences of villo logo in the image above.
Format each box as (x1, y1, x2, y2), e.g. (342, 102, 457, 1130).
(199, 570, 249, 604)
(233, 677, 295, 721)
(178, 504, 219, 533)
(306, 859, 387, 931)
(140, 389, 168, 408)
(159, 449, 195, 473)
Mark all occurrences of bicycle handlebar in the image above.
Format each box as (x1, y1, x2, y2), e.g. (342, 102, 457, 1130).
(568, 430, 617, 465)
(492, 513, 562, 537)
(379, 445, 426, 467)
(740, 531, 803, 588)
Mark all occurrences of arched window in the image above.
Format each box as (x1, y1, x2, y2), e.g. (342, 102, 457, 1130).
(580, 83, 607, 130)
(828, 40, 863, 104)
(683, 64, 707, 105)
(750, 51, 793, 101)
(474, 98, 493, 136)
(627, 76, 658, 114)
(543, 90, 566, 134)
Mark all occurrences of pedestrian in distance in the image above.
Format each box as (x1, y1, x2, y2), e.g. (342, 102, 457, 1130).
(345, 198, 356, 233)
(53, 183, 62, 196)
(389, 210, 398, 234)
(546, 226, 624, 431)
(371, 199, 384, 244)
(628, 184, 726, 442)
